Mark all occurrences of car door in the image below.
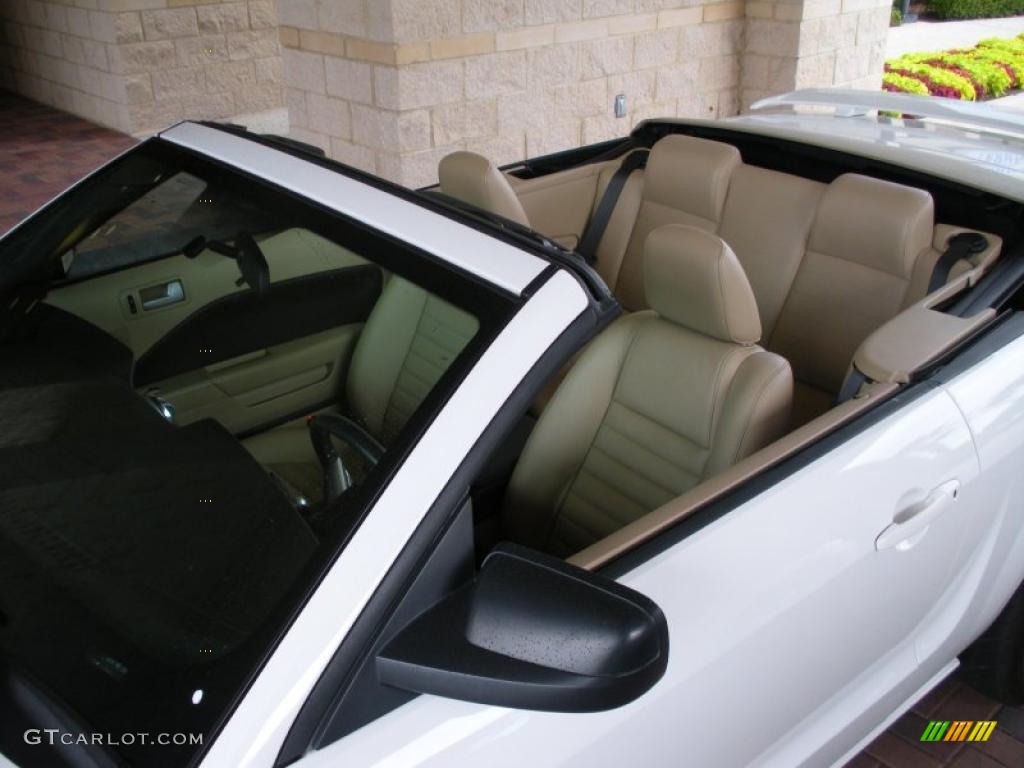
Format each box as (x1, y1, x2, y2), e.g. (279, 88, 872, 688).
(915, 320, 1024, 677)
(283, 381, 979, 768)
(43, 170, 383, 436)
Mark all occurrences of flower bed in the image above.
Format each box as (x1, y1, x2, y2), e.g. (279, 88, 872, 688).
(883, 34, 1024, 100)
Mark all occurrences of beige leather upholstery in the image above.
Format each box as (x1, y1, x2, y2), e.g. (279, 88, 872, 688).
(577, 143, 990, 424)
(645, 225, 761, 344)
(906, 223, 997, 305)
(245, 276, 479, 500)
(504, 225, 792, 556)
(568, 381, 899, 571)
(718, 165, 825, 338)
(347, 277, 479, 444)
(768, 173, 935, 403)
(598, 135, 742, 311)
(509, 161, 610, 249)
(438, 151, 530, 227)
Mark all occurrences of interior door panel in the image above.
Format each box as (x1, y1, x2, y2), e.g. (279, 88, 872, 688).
(46, 228, 372, 356)
(509, 161, 609, 248)
(131, 264, 381, 386)
(43, 228, 381, 434)
(151, 324, 362, 435)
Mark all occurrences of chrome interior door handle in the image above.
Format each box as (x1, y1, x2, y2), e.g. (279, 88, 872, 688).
(140, 280, 184, 310)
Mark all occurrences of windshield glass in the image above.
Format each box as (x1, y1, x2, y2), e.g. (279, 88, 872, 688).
(0, 137, 513, 767)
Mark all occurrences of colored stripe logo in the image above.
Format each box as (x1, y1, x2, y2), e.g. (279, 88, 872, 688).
(920, 721, 997, 742)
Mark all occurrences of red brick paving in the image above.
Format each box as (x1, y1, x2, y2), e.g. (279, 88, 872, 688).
(2, 89, 1023, 768)
(0, 90, 135, 236)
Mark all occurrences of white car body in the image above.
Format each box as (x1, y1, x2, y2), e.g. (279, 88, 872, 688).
(2, 90, 1023, 768)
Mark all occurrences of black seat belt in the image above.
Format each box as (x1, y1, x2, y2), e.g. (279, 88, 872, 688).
(577, 149, 649, 265)
(927, 231, 988, 294)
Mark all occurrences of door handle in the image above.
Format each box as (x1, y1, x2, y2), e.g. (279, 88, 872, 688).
(876, 480, 960, 551)
(139, 280, 184, 311)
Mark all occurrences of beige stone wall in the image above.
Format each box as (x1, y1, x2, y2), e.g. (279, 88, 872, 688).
(0, 0, 286, 136)
(741, 0, 890, 108)
(0, 1, 895, 187)
(278, 0, 746, 187)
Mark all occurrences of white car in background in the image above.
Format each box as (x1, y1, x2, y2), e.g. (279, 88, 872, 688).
(0, 89, 1022, 768)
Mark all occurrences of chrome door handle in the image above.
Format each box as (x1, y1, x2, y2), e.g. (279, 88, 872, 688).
(140, 280, 184, 310)
(876, 480, 960, 551)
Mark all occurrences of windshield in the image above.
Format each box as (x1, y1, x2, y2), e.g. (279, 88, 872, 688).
(0, 138, 513, 767)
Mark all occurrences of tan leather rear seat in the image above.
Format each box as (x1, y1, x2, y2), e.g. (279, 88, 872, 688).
(594, 134, 741, 311)
(767, 173, 936, 422)
(438, 135, 994, 428)
(583, 138, 954, 424)
(437, 151, 531, 226)
(718, 165, 825, 339)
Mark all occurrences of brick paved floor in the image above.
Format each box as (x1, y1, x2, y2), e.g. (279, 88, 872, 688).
(0, 90, 135, 236)
(1, 90, 1022, 768)
(849, 676, 1024, 768)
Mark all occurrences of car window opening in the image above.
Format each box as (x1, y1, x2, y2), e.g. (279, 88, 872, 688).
(0, 139, 513, 768)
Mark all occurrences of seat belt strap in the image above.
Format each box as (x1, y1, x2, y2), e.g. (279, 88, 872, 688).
(927, 231, 988, 294)
(836, 367, 869, 405)
(577, 150, 649, 265)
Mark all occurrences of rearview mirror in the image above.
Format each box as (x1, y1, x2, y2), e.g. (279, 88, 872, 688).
(377, 543, 668, 712)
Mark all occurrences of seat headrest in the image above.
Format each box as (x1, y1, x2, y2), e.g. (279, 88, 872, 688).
(644, 224, 761, 345)
(644, 134, 741, 225)
(437, 151, 530, 227)
(808, 173, 934, 278)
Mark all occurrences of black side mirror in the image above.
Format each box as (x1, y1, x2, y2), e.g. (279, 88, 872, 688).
(377, 543, 668, 712)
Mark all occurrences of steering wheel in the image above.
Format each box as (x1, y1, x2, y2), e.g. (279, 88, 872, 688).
(307, 414, 385, 505)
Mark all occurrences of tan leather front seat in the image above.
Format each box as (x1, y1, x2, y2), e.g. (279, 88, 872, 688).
(438, 151, 530, 226)
(245, 277, 478, 501)
(503, 224, 793, 557)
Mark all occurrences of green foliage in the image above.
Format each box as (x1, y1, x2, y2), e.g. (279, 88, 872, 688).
(887, 59, 978, 99)
(882, 72, 930, 95)
(891, 6, 903, 25)
(917, 51, 1013, 96)
(973, 47, 1024, 86)
(927, 0, 1024, 21)
(977, 34, 1024, 53)
(883, 34, 1024, 100)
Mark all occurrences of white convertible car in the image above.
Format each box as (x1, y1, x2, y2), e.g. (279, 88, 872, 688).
(1, 89, 1023, 768)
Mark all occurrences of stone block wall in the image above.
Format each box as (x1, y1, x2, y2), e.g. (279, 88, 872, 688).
(741, 0, 890, 108)
(279, 0, 746, 187)
(0, 0, 895, 187)
(0, 0, 286, 136)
